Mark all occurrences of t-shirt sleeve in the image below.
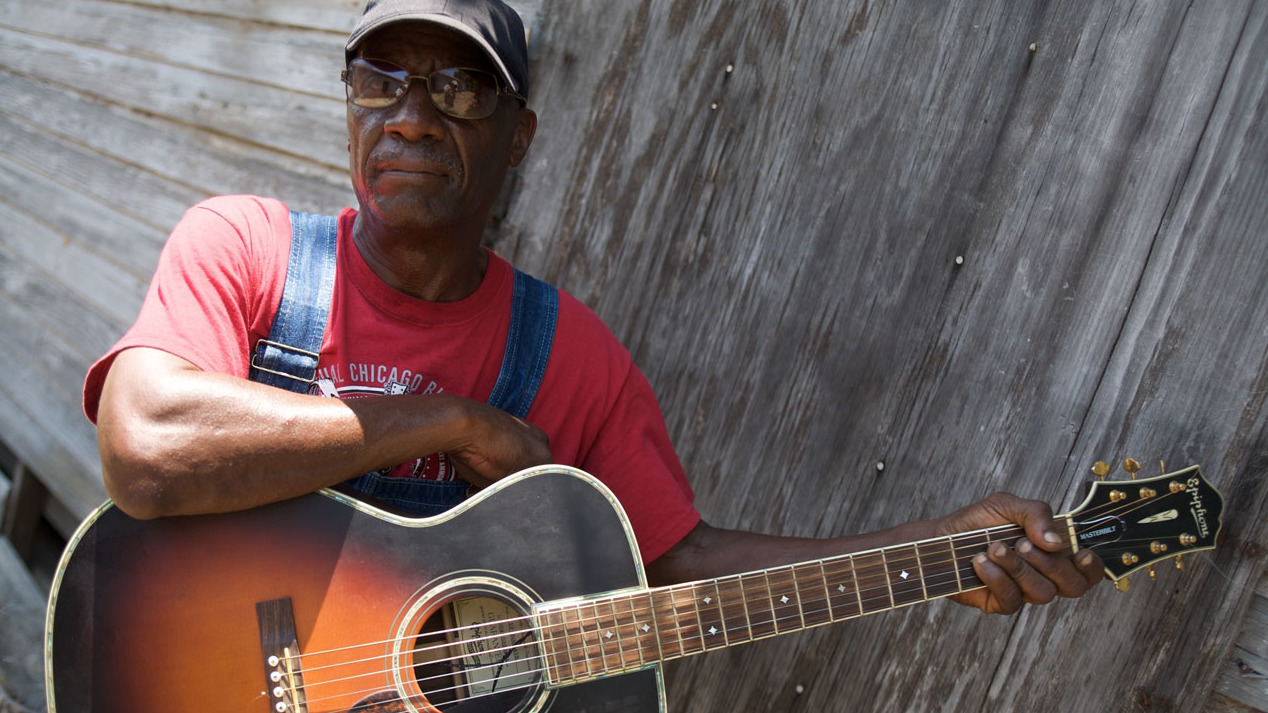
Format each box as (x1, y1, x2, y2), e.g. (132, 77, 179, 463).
(580, 362, 701, 565)
(82, 196, 290, 422)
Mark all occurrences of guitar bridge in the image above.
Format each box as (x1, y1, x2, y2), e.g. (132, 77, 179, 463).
(257, 597, 309, 713)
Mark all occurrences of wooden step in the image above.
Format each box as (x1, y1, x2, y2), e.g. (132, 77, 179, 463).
(0, 534, 45, 712)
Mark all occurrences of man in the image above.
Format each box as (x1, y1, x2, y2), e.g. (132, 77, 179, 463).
(84, 0, 1100, 617)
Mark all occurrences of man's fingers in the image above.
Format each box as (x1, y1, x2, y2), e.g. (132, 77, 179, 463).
(994, 540, 1058, 605)
(973, 544, 1025, 614)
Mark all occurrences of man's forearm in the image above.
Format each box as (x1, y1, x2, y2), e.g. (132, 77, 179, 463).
(645, 519, 939, 587)
(96, 347, 549, 518)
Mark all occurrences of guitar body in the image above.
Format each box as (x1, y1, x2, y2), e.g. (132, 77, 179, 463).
(46, 466, 663, 713)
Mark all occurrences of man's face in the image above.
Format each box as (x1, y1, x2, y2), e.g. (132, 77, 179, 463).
(347, 23, 535, 235)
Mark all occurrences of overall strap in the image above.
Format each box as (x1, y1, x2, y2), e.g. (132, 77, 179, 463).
(248, 210, 339, 392)
(341, 267, 558, 517)
(487, 269, 559, 418)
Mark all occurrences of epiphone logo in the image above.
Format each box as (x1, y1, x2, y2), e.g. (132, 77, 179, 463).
(1188, 476, 1211, 538)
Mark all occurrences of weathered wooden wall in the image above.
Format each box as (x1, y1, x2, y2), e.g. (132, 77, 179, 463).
(0, 0, 1265, 712)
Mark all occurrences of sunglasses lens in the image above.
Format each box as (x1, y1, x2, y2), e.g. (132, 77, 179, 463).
(428, 68, 499, 119)
(346, 59, 407, 108)
(344, 61, 503, 118)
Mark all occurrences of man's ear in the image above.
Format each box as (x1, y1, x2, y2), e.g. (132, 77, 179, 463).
(508, 108, 537, 167)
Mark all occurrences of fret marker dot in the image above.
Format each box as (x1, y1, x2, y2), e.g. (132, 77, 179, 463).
(780, 595, 790, 604)
(605, 631, 613, 639)
(703, 596, 712, 605)
(900, 570, 910, 580)
(708, 626, 718, 636)
(837, 584, 846, 593)
(641, 624, 651, 633)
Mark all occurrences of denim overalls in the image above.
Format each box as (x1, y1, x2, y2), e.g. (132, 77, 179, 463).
(249, 211, 557, 516)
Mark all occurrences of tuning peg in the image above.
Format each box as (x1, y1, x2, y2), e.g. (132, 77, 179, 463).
(1124, 458, 1141, 479)
(1159, 459, 1166, 475)
(1115, 577, 1132, 592)
(1091, 461, 1110, 480)
(1175, 554, 1185, 571)
(1148, 565, 1156, 580)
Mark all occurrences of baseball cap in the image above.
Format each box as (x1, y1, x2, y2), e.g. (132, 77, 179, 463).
(346, 0, 530, 99)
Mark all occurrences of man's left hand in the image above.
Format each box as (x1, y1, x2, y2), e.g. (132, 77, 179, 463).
(937, 493, 1104, 614)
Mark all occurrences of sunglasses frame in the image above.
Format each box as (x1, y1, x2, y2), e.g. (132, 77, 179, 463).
(342, 58, 526, 120)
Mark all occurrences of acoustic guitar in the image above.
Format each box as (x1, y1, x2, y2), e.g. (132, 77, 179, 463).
(44, 463, 1223, 712)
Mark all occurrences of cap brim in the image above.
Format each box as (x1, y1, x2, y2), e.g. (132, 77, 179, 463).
(345, 13, 521, 94)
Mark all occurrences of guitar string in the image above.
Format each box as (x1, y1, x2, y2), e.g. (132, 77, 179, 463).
(291, 523, 1021, 678)
(294, 486, 1144, 677)
(295, 527, 1030, 706)
(288, 528, 1016, 708)
(297, 523, 1185, 712)
(293, 499, 1186, 709)
(295, 527, 1178, 712)
(286, 489, 1199, 707)
(293, 479, 1166, 670)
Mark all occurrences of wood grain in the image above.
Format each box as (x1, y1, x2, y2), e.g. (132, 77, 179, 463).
(0, 0, 1265, 711)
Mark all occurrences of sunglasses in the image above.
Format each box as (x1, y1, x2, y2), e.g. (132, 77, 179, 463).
(342, 58, 525, 120)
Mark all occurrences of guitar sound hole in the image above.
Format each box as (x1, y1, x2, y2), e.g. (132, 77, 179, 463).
(405, 587, 547, 713)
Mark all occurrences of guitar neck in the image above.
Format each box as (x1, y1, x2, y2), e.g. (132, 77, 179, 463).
(535, 518, 1067, 684)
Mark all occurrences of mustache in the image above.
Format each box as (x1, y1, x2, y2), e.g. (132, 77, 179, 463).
(370, 148, 462, 178)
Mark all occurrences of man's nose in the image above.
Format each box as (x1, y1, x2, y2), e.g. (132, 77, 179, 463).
(383, 84, 446, 141)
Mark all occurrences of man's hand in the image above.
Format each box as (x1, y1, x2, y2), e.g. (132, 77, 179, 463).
(445, 401, 551, 488)
(935, 493, 1104, 614)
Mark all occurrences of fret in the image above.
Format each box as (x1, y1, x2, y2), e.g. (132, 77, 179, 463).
(537, 609, 569, 684)
(821, 556, 861, 621)
(739, 571, 777, 639)
(795, 561, 833, 627)
(568, 603, 601, 674)
(669, 585, 705, 656)
(587, 599, 622, 674)
(765, 567, 803, 634)
(692, 581, 728, 649)
(884, 545, 926, 608)
(606, 594, 640, 671)
(919, 537, 961, 599)
(648, 588, 684, 659)
(853, 552, 890, 614)
(715, 576, 751, 644)
(954, 531, 991, 591)
(552, 607, 587, 683)
(624, 591, 663, 666)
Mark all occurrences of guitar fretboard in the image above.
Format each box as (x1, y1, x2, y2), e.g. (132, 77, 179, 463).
(534, 520, 1070, 685)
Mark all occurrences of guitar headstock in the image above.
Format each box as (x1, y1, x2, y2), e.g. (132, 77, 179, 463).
(1065, 463, 1223, 584)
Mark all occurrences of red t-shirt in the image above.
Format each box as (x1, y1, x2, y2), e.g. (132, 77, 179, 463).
(83, 195, 699, 563)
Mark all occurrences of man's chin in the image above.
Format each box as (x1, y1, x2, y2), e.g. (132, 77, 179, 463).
(365, 196, 465, 233)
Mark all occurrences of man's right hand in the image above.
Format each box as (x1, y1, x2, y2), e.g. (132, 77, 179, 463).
(442, 400, 551, 488)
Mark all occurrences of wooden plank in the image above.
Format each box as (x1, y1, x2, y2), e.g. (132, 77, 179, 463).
(0, 536, 45, 712)
(987, 5, 1268, 710)
(0, 477, 7, 530)
(0, 242, 111, 520)
(0, 28, 348, 169)
(0, 0, 346, 99)
(0, 146, 165, 291)
(0, 317, 106, 520)
(0, 70, 354, 219)
(504, 1, 1268, 711)
(111, 0, 542, 41)
(0, 465, 46, 563)
(1216, 591, 1268, 710)
(115, 0, 363, 32)
(0, 172, 150, 333)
